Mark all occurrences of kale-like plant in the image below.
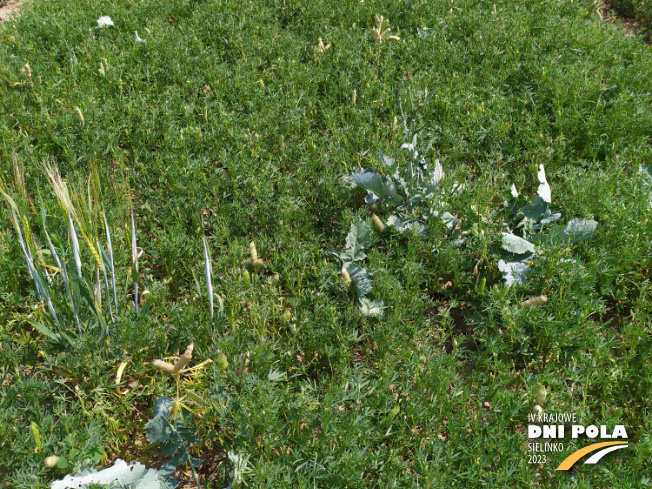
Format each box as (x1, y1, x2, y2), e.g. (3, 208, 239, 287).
(498, 165, 598, 285)
(328, 218, 384, 317)
(148, 343, 214, 488)
(144, 396, 202, 488)
(345, 134, 456, 237)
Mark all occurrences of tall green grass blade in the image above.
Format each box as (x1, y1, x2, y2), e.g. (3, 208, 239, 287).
(131, 209, 138, 310)
(202, 237, 213, 318)
(24, 318, 59, 342)
(10, 207, 44, 301)
(42, 210, 80, 331)
(98, 241, 114, 323)
(69, 213, 82, 278)
(103, 212, 118, 315)
(95, 268, 102, 317)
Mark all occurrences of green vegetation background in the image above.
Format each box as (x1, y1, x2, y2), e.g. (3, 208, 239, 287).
(0, 0, 651, 487)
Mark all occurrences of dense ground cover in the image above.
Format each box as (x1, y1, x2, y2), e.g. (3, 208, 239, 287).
(1, 0, 651, 487)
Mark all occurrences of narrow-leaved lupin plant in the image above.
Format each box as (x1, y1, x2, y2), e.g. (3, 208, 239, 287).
(372, 15, 400, 68)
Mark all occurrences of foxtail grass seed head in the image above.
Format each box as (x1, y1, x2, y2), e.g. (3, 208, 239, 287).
(74, 107, 85, 126)
(372, 15, 400, 46)
(45, 456, 59, 468)
(99, 62, 105, 76)
(352, 89, 357, 106)
(253, 258, 264, 268)
(243, 269, 251, 289)
(521, 295, 547, 308)
(249, 241, 258, 262)
(536, 385, 547, 405)
(473, 264, 478, 277)
(372, 214, 385, 232)
(316, 37, 330, 53)
(24, 63, 33, 86)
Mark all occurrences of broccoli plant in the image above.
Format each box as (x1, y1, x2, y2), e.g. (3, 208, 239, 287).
(345, 134, 457, 237)
(498, 165, 597, 286)
(144, 396, 202, 488)
(328, 218, 385, 317)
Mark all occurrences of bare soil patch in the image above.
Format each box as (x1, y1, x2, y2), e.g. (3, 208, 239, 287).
(600, 1, 650, 42)
(0, 0, 26, 22)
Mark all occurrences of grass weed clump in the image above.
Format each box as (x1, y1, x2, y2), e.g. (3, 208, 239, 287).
(1, 0, 652, 487)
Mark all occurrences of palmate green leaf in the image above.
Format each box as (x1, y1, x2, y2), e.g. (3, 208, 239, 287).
(342, 219, 371, 262)
(501, 233, 535, 254)
(268, 369, 288, 382)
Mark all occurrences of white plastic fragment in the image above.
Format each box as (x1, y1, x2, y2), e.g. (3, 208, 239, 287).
(97, 16, 114, 28)
(51, 459, 164, 489)
(536, 164, 551, 203)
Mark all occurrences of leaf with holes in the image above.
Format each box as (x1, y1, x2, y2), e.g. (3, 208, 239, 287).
(565, 218, 598, 242)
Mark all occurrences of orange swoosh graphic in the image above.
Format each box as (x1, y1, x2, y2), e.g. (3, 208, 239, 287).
(556, 441, 628, 470)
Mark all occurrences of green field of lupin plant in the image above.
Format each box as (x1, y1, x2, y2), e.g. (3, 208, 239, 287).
(1, 0, 651, 487)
